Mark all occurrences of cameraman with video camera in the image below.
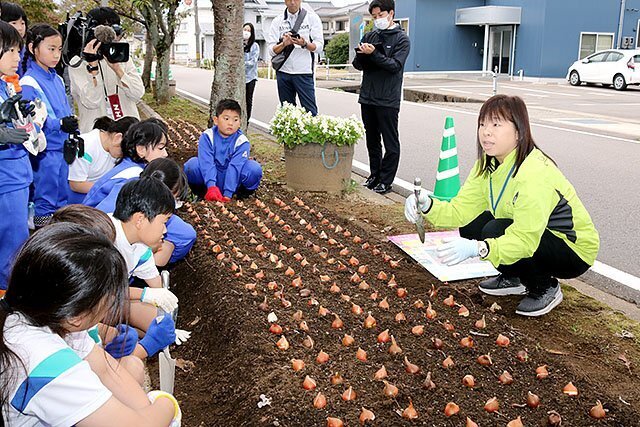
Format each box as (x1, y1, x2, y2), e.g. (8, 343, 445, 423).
(68, 7, 144, 133)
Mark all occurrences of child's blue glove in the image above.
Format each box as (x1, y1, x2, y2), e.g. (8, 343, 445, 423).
(104, 324, 138, 359)
(140, 315, 176, 357)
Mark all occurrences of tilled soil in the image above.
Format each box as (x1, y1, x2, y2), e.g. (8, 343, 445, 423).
(161, 119, 639, 426)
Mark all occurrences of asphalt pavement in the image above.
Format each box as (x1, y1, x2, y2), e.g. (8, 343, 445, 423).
(170, 65, 640, 299)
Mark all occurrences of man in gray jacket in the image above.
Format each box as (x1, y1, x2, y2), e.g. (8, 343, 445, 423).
(353, 0, 410, 194)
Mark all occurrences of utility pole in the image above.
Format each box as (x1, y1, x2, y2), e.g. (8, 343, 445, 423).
(617, 0, 626, 48)
(194, 0, 201, 68)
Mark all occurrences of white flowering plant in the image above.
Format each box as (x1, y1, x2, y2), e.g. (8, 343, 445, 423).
(270, 103, 365, 149)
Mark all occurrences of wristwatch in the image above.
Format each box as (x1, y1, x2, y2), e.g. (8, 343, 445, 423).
(478, 240, 489, 258)
(86, 64, 99, 73)
(302, 40, 308, 49)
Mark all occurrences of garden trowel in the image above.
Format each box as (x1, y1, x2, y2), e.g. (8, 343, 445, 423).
(159, 271, 176, 394)
(414, 177, 425, 243)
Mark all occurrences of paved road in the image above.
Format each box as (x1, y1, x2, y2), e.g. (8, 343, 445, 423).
(402, 76, 640, 125)
(171, 65, 640, 281)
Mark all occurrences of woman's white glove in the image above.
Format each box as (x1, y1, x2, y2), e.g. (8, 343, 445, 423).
(141, 287, 179, 313)
(175, 329, 191, 345)
(147, 390, 182, 427)
(436, 237, 479, 266)
(404, 193, 432, 224)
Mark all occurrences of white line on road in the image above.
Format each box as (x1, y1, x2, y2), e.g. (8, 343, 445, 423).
(403, 85, 487, 89)
(576, 102, 640, 106)
(591, 261, 640, 292)
(502, 84, 580, 97)
(439, 88, 472, 94)
(585, 91, 615, 97)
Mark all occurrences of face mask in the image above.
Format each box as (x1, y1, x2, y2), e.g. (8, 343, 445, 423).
(374, 16, 390, 30)
(243, 31, 251, 40)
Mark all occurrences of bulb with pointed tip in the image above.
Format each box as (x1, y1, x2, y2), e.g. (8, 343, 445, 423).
(313, 392, 327, 409)
(402, 398, 418, 419)
(382, 380, 398, 397)
(484, 397, 499, 413)
(374, 365, 387, 380)
(359, 407, 375, 425)
(563, 381, 578, 396)
(444, 402, 459, 417)
(404, 356, 420, 374)
(589, 400, 606, 419)
(389, 335, 402, 355)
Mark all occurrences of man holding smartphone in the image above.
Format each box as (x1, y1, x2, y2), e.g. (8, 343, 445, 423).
(267, 0, 324, 115)
(353, 0, 410, 194)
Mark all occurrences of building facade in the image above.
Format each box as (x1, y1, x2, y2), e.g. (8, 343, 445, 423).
(172, 0, 356, 64)
(394, 0, 640, 77)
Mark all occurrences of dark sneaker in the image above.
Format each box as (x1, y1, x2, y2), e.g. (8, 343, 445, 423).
(515, 284, 563, 317)
(362, 175, 379, 189)
(478, 274, 526, 296)
(372, 182, 392, 194)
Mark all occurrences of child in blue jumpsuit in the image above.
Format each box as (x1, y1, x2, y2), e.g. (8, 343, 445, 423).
(184, 99, 262, 202)
(20, 24, 79, 227)
(96, 158, 196, 265)
(0, 22, 32, 293)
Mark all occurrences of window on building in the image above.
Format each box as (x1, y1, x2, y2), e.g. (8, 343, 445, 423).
(397, 19, 409, 35)
(323, 21, 329, 31)
(179, 22, 188, 33)
(336, 20, 347, 31)
(175, 44, 189, 54)
(256, 15, 262, 24)
(579, 33, 614, 59)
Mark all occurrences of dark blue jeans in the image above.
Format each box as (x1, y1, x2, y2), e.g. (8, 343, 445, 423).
(276, 71, 318, 116)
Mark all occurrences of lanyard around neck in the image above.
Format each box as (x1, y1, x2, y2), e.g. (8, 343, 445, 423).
(489, 163, 516, 215)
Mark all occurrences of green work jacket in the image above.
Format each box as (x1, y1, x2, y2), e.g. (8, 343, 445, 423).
(424, 148, 599, 267)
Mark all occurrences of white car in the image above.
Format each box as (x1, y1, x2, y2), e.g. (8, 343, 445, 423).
(567, 49, 640, 90)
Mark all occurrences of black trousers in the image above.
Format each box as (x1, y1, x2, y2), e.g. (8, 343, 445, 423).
(460, 211, 590, 293)
(361, 103, 400, 186)
(246, 79, 257, 123)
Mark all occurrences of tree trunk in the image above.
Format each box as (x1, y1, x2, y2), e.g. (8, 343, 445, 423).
(155, 46, 172, 104)
(142, 29, 154, 90)
(210, 0, 246, 129)
(140, 0, 180, 105)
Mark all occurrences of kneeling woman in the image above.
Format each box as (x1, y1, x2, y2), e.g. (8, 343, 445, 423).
(405, 95, 599, 317)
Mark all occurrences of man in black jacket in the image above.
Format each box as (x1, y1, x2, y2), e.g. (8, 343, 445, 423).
(353, 0, 410, 194)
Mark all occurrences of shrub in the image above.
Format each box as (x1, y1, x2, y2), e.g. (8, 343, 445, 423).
(324, 32, 349, 66)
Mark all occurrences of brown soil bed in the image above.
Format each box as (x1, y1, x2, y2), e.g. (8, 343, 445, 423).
(157, 119, 640, 426)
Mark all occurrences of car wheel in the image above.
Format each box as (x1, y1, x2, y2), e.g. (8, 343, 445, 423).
(613, 74, 627, 90)
(569, 70, 581, 86)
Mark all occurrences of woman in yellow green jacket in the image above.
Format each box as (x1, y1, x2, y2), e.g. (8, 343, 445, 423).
(405, 95, 599, 317)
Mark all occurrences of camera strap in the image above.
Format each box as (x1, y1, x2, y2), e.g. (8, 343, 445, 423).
(98, 62, 124, 120)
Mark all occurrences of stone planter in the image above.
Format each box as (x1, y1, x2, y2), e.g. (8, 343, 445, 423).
(284, 143, 354, 193)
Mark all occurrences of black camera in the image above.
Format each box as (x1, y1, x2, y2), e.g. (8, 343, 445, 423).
(59, 11, 129, 67)
(290, 32, 301, 39)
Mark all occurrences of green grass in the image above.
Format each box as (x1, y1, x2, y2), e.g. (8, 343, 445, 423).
(142, 93, 210, 129)
(247, 132, 285, 184)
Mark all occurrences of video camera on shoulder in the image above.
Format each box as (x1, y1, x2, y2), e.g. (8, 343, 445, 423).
(59, 11, 129, 67)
